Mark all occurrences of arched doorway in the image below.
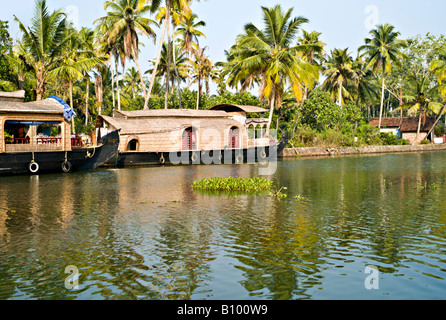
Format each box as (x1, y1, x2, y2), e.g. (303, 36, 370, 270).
(229, 126, 239, 148)
(182, 127, 196, 151)
(127, 138, 139, 151)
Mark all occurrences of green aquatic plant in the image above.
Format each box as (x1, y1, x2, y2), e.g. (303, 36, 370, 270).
(294, 194, 308, 202)
(193, 177, 273, 192)
(269, 186, 288, 199)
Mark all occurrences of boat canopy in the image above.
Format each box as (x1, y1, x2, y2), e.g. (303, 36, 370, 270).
(48, 96, 76, 122)
(5, 120, 61, 125)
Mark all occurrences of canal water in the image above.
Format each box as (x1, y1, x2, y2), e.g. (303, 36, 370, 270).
(0, 151, 446, 300)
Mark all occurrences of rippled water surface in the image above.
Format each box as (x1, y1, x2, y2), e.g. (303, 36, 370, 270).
(1, 151, 446, 300)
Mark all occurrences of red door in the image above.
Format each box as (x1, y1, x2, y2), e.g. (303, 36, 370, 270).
(182, 128, 196, 150)
(229, 127, 239, 148)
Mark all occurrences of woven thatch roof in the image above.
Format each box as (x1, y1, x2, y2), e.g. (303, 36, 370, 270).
(114, 109, 230, 119)
(210, 104, 268, 113)
(98, 114, 243, 136)
(0, 90, 25, 102)
(0, 98, 65, 114)
(369, 117, 436, 132)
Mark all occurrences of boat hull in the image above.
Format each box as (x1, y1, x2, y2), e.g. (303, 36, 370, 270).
(107, 133, 288, 167)
(0, 130, 120, 176)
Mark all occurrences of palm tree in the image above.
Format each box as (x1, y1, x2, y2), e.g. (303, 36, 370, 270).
(321, 48, 358, 106)
(228, 5, 318, 136)
(143, 0, 192, 109)
(146, 41, 188, 85)
(123, 66, 142, 98)
(396, 74, 443, 144)
(190, 46, 214, 109)
(49, 25, 107, 132)
(359, 23, 408, 128)
(290, 30, 325, 138)
(78, 27, 106, 126)
(13, 0, 70, 101)
(220, 44, 260, 94)
(154, 4, 188, 108)
(95, 0, 157, 104)
(297, 30, 325, 66)
(350, 55, 380, 118)
(94, 64, 113, 115)
(176, 12, 206, 89)
(431, 45, 446, 96)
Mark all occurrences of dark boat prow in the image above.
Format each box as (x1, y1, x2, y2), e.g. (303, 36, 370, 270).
(276, 131, 289, 157)
(76, 129, 120, 172)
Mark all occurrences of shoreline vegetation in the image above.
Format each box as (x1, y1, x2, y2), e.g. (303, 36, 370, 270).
(0, 1, 445, 148)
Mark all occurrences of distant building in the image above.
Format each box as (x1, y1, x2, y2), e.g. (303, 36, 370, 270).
(369, 117, 437, 144)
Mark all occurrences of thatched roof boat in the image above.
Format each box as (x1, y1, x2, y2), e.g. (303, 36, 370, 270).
(96, 104, 288, 167)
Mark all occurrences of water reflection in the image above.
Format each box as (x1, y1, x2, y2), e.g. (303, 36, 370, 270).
(0, 152, 446, 300)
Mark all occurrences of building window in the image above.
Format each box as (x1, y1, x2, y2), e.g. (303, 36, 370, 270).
(229, 126, 239, 148)
(182, 127, 196, 151)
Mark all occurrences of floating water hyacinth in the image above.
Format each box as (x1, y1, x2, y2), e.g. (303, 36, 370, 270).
(193, 177, 273, 192)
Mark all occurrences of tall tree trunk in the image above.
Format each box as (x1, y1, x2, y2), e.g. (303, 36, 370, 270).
(195, 77, 201, 109)
(18, 73, 24, 90)
(132, 47, 147, 100)
(70, 81, 75, 134)
(266, 94, 275, 138)
(414, 109, 423, 145)
(36, 67, 44, 101)
(144, 17, 168, 110)
(110, 60, 116, 109)
(338, 80, 342, 107)
(85, 76, 90, 126)
(165, 2, 172, 110)
(115, 56, 121, 111)
(172, 27, 182, 109)
(378, 63, 386, 128)
(95, 74, 103, 116)
(291, 87, 307, 140)
(424, 104, 446, 140)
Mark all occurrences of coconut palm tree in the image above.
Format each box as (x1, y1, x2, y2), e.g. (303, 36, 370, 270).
(95, 0, 157, 104)
(228, 5, 318, 136)
(220, 44, 260, 94)
(78, 27, 107, 125)
(154, 4, 188, 108)
(176, 12, 206, 89)
(94, 64, 113, 115)
(191, 46, 213, 109)
(49, 25, 107, 132)
(431, 45, 446, 96)
(146, 41, 188, 88)
(143, 0, 192, 109)
(123, 66, 142, 98)
(321, 48, 358, 107)
(359, 23, 408, 128)
(13, 0, 70, 101)
(290, 30, 325, 138)
(395, 74, 443, 144)
(297, 30, 325, 66)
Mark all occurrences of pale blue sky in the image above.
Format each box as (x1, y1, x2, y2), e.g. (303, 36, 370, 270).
(1, 0, 445, 93)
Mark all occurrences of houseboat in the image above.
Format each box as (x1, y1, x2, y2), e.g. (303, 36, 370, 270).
(95, 104, 288, 167)
(0, 93, 119, 175)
